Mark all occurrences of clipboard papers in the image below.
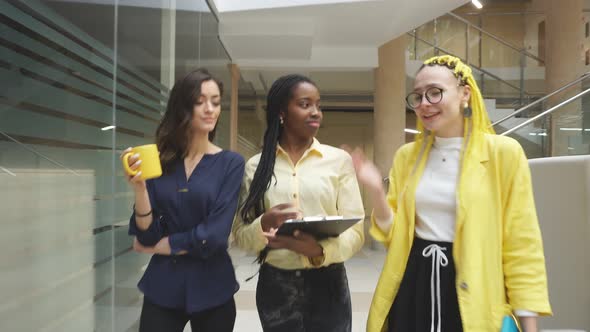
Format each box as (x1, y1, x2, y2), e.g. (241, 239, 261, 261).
(276, 216, 362, 239)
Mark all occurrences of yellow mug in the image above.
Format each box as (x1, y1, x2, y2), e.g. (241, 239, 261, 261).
(122, 144, 162, 180)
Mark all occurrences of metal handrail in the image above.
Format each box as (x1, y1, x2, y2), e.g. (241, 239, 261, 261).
(500, 87, 590, 136)
(492, 72, 590, 127)
(238, 134, 260, 152)
(0, 130, 80, 176)
(447, 12, 544, 64)
(409, 33, 527, 94)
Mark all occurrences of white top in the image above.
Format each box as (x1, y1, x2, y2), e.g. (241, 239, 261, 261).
(414, 136, 463, 242)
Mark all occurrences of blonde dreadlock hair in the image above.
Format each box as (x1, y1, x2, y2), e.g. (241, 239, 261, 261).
(408, 55, 495, 169)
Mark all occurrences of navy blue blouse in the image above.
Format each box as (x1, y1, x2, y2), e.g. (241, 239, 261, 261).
(128, 150, 245, 313)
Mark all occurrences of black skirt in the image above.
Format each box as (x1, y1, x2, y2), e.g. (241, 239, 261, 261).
(388, 237, 463, 332)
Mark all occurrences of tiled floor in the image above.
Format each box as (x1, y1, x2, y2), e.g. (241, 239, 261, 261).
(120, 245, 585, 332)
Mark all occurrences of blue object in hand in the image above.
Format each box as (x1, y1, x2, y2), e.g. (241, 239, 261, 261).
(500, 315, 520, 332)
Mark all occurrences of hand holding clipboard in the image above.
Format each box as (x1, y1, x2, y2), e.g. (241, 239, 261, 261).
(276, 216, 363, 239)
(260, 203, 302, 232)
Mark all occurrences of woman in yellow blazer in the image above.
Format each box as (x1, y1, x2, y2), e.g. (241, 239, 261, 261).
(352, 56, 551, 332)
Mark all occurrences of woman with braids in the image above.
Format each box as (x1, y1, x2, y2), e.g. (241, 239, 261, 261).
(352, 56, 551, 332)
(123, 69, 244, 332)
(232, 74, 365, 331)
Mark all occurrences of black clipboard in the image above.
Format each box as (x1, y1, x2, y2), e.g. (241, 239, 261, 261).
(276, 216, 362, 239)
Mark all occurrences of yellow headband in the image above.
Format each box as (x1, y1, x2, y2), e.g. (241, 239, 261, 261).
(425, 55, 472, 86)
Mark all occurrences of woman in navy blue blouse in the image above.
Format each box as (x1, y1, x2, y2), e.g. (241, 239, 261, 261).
(122, 69, 245, 332)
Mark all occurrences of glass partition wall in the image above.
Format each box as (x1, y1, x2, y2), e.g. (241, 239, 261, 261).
(0, 1, 231, 330)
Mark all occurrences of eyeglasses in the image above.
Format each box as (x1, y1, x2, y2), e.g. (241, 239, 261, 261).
(405, 87, 444, 110)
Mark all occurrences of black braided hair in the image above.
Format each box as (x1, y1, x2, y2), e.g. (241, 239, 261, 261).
(239, 74, 316, 263)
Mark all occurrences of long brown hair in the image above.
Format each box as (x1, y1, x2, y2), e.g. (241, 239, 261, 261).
(155, 69, 223, 173)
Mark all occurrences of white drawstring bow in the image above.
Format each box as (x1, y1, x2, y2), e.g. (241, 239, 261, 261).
(422, 244, 449, 332)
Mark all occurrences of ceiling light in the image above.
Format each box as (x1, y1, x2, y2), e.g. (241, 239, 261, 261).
(0, 166, 16, 177)
(404, 128, 421, 134)
(101, 125, 116, 131)
(472, 0, 483, 9)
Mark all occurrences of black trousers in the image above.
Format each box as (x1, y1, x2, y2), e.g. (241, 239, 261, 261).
(256, 263, 352, 332)
(139, 297, 236, 332)
(388, 238, 463, 332)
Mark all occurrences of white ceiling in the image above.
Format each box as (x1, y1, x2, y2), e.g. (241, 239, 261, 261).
(215, 0, 470, 69)
(213, 0, 470, 94)
(213, 0, 377, 12)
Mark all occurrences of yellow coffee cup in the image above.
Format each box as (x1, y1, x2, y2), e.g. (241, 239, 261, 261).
(122, 144, 162, 180)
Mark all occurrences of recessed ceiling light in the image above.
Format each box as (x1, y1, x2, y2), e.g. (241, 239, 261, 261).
(404, 128, 420, 134)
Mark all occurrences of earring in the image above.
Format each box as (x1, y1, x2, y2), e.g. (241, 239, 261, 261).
(463, 103, 472, 118)
(280, 117, 284, 125)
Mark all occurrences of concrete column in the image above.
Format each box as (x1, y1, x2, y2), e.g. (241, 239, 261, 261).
(370, 35, 407, 249)
(545, 0, 584, 155)
(255, 98, 265, 126)
(229, 64, 240, 151)
(160, 0, 176, 93)
(374, 35, 407, 175)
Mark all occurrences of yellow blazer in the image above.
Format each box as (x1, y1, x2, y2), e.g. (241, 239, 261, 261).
(367, 133, 552, 332)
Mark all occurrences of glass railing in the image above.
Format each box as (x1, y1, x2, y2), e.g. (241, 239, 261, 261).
(408, 36, 536, 108)
(409, 12, 546, 107)
(411, 11, 590, 158)
(497, 76, 590, 157)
